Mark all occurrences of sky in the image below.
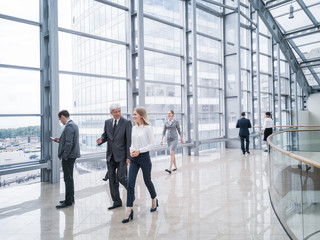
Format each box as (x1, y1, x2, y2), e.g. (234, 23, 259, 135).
(0, 0, 73, 129)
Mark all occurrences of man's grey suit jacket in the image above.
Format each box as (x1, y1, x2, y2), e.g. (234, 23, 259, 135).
(58, 120, 81, 160)
(100, 117, 132, 162)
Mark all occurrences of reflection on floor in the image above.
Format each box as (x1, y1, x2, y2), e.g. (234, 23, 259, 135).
(0, 149, 289, 240)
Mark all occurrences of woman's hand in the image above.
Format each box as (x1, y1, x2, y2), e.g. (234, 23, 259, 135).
(181, 139, 184, 144)
(130, 150, 140, 157)
(160, 140, 163, 146)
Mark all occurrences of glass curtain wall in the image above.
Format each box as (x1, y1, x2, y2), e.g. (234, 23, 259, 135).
(0, 0, 306, 185)
(58, 0, 128, 156)
(0, 0, 42, 186)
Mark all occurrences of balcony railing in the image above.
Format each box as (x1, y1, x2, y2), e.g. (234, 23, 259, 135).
(268, 128, 320, 240)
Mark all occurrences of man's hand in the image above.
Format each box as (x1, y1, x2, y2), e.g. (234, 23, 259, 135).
(96, 138, 102, 145)
(54, 137, 59, 143)
(126, 158, 130, 164)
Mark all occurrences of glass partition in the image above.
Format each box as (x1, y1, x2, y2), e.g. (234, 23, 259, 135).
(268, 129, 320, 240)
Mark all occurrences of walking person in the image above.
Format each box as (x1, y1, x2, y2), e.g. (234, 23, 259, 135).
(260, 112, 273, 152)
(236, 112, 252, 155)
(160, 110, 184, 174)
(122, 107, 158, 223)
(96, 103, 132, 210)
(53, 110, 80, 209)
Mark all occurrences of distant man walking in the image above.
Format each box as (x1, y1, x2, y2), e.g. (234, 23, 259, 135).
(236, 112, 252, 155)
(53, 110, 80, 208)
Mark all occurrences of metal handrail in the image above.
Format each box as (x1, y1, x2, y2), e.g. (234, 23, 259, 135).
(267, 128, 320, 168)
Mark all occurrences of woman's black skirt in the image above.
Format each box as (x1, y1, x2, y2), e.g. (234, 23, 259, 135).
(263, 128, 273, 141)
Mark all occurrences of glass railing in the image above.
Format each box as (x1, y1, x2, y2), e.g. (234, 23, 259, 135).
(268, 129, 320, 240)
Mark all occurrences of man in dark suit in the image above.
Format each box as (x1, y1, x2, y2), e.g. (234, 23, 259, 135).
(53, 110, 80, 208)
(97, 104, 132, 210)
(236, 112, 252, 155)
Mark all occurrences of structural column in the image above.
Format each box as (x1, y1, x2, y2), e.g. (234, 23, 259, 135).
(137, 0, 145, 106)
(191, 0, 199, 155)
(40, 0, 60, 183)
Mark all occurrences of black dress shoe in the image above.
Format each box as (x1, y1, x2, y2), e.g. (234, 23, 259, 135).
(247, 151, 250, 154)
(59, 199, 75, 204)
(102, 178, 108, 181)
(165, 169, 171, 174)
(108, 204, 122, 210)
(56, 202, 72, 209)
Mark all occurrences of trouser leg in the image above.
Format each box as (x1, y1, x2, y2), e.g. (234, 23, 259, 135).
(240, 137, 245, 153)
(126, 159, 139, 207)
(62, 158, 76, 203)
(107, 156, 121, 205)
(140, 153, 157, 199)
(117, 160, 128, 190)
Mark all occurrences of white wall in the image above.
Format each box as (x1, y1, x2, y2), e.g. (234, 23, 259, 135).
(298, 93, 320, 125)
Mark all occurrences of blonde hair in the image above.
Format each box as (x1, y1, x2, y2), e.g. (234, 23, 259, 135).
(134, 107, 150, 126)
(169, 110, 174, 116)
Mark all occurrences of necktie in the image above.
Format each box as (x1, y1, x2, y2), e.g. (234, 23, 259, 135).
(113, 119, 117, 135)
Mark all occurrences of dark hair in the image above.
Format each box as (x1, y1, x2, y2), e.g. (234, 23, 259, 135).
(58, 110, 70, 118)
(265, 112, 271, 117)
(241, 112, 246, 117)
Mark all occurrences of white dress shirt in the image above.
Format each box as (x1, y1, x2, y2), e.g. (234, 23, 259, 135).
(262, 118, 273, 130)
(130, 124, 155, 153)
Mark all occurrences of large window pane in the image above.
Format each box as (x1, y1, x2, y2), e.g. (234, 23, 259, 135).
(59, 32, 127, 77)
(144, 51, 181, 83)
(0, 0, 39, 22)
(145, 83, 181, 113)
(0, 117, 41, 167)
(144, 0, 181, 25)
(0, 19, 39, 67)
(197, 62, 220, 88)
(197, 35, 221, 62)
(144, 18, 182, 54)
(0, 69, 40, 114)
(197, 9, 221, 38)
(58, 0, 126, 41)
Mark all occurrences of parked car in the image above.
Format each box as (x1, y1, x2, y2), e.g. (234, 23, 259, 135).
(29, 154, 39, 159)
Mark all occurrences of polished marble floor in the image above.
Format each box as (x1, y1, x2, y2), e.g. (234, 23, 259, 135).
(0, 149, 289, 240)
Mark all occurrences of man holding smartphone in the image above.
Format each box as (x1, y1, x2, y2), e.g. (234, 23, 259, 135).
(52, 110, 80, 208)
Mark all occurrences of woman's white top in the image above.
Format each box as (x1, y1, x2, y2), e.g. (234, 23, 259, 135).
(262, 118, 273, 130)
(130, 124, 155, 153)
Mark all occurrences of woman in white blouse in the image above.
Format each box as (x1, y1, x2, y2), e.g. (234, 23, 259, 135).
(260, 112, 273, 152)
(122, 107, 158, 223)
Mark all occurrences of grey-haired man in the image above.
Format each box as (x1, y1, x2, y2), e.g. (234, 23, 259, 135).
(97, 104, 132, 210)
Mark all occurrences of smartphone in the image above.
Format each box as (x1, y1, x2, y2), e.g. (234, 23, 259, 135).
(50, 137, 55, 140)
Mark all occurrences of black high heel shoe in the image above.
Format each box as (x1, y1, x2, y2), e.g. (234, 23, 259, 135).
(122, 209, 134, 223)
(150, 199, 158, 212)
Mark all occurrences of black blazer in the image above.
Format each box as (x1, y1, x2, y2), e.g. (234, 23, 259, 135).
(236, 117, 252, 137)
(100, 117, 132, 162)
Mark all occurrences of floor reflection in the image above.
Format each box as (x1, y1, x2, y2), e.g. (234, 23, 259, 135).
(0, 149, 289, 240)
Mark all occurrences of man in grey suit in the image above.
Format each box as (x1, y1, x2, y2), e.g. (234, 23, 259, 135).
(53, 110, 80, 209)
(97, 104, 132, 210)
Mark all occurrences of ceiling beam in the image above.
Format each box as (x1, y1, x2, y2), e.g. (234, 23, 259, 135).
(249, 0, 312, 95)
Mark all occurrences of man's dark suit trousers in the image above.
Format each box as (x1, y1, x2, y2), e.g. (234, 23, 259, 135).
(240, 135, 249, 153)
(62, 158, 76, 204)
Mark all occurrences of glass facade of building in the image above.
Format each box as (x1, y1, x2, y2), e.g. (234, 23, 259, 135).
(0, 0, 307, 185)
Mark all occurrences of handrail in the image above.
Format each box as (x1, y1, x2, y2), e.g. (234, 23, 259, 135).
(267, 128, 320, 168)
(252, 125, 320, 128)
